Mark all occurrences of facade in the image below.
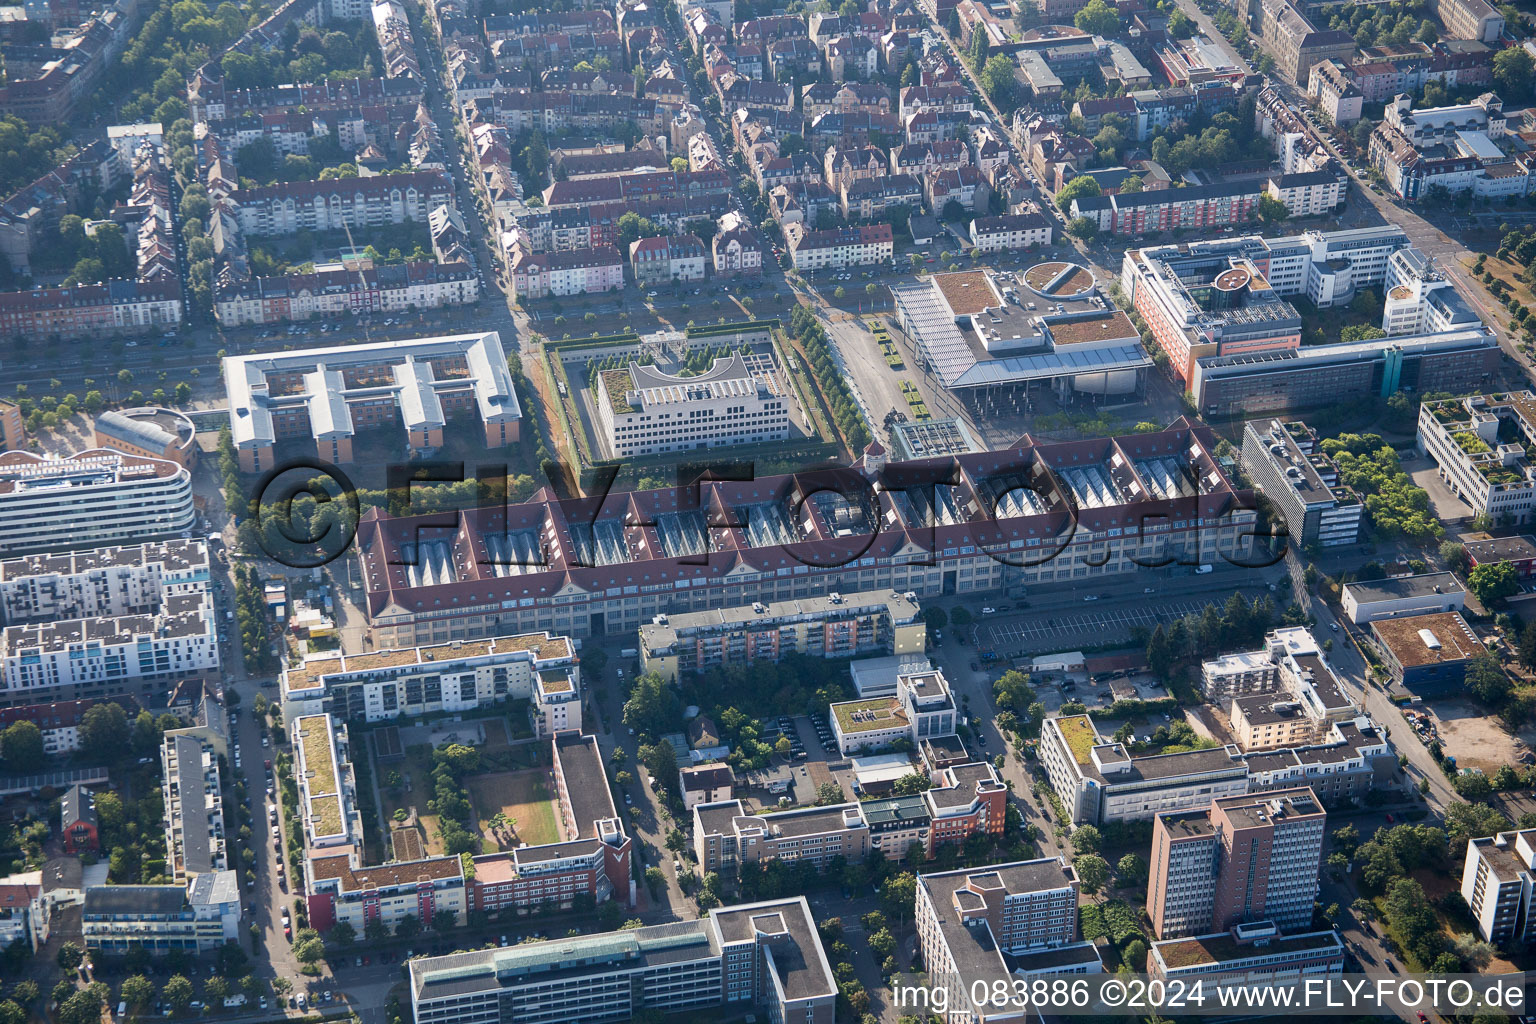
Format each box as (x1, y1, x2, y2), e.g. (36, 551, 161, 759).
(82, 871, 241, 953)
(0, 700, 99, 755)
(292, 714, 468, 934)
(0, 280, 183, 340)
(679, 764, 734, 809)
(1462, 829, 1536, 945)
(281, 632, 579, 733)
(1306, 60, 1364, 124)
(0, 449, 195, 557)
(468, 733, 633, 915)
(786, 222, 893, 269)
(1383, 247, 1484, 337)
(1146, 788, 1326, 939)
(712, 228, 764, 277)
(408, 897, 835, 1024)
(969, 213, 1053, 253)
(1241, 419, 1362, 548)
(1418, 392, 1536, 524)
(694, 801, 869, 874)
(917, 859, 1101, 1021)
(1368, 611, 1484, 691)
(1072, 180, 1263, 236)
(508, 245, 626, 299)
(830, 668, 957, 755)
(594, 354, 790, 459)
(161, 734, 227, 884)
(352, 421, 1256, 648)
(214, 260, 481, 327)
(230, 172, 454, 235)
(1149, 922, 1346, 982)
(639, 590, 924, 681)
(223, 333, 522, 472)
(60, 785, 98, 854)
(1265, 167, 1348, 218)
(629, 234, 707, 285)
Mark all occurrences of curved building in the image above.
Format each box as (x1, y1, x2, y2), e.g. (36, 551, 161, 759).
(0, 449, 195, 557)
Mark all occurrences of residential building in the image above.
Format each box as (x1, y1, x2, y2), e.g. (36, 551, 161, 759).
(161, 734, 227, 884)
(1462, 829, 1536, 945)
(1240, 419, 1362, 548)
(222, 333, 521, 472)
(468, 734, 633, 915)
(1265, 167, 1348, 217)
(0, 877, 47, 952)
(712, 228, 764, 277)
(227, 172, 454, 236)
(0, 280, 183, 340)
(629, 233, 707, 285)
(1201, 627, 1357, 751)
(639, 590, 924, 681)
(1146, 788, 1326, 939)
(0, 539, 209, 623)
(509, 245, 626, 299)
(679, 764, 734, 809)
(1341, 572, 1467, 624)
(1149, 922, 1346, 982)
(352, 421, 1258, 648)
(292, 714, 467, 934)
(693, 801, 870, 874)
(786, 223, 893, 270)
(1425, 0, 1503, 43)
(214, 259, 481, 327)
(1306, 60, 1364, 124)
(594, 353, 790, 459)
(840, 175, 922, 222)
(830, 668, 958, 755)
(1072, 180, 1264, 237)
(281, 632, 578, 732)
(1368, 611, 1484, 691)
(408, 897, 835, 1024)
(82, 871, 241, 953)
(1417, 392, 1536, 525)
(60, 785, 98, 854)
(969, 214, 1052, 253)
(917, 859, 1101, 1021)
(0, 701, 100, 756)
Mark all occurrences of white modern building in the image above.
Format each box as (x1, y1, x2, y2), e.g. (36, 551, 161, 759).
(786, 223, 894, 269)
(161, 734, 227, 884)
(82, 871, 242, 953)
(595, 354, 791, 458)
(0, 450, 196, 557)
(1383, 247, 1484, 336)
(1417, 392, 1536, 524)
(830, 668, 957, 756)
(1462, 829, 1536, 946)
(969, 214, 1053, 253)
(281, 632, 581, 731)
(0, 539, 209, 623)
(1340, 571, 1467, 624)
(1149, 922, 1346, 982)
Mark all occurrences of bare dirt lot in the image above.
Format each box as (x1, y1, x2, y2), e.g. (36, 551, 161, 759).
(1430, 697, 1520, 772)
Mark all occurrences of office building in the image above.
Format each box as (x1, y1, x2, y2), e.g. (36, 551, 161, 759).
(1201, 626, 1356, 750)
(1464, 534, 1536, 577)
(281, 632, 579, 733)
(1368, 611, 1484, 691)
(469, 733, 633, 915)
(639, 590, 924, 681)
(223, 333, 522, 472)
(1241, 419, 1362, 548)
(1149, 922, 1346, 981)
(1147, 788, 1326, 939)
(408, 897, 835, 1024)
(0, 450, 195, 557)
(352, 420, 1258, 647)
(595, 353, 791, 459)
(917, 859, 1102, 1021)
(1383, 248, 1483, 337)
(1341, 571, 1466, 624)
(82, 871, 241, 953)
(694, 801, 869, 873)
(1462, 829, 1536, 945)
(93, 408, 199, 470)
(830, 668, 957, 755)
(1369, 93, 1528, 201)
(1418, 392, 1536, 524)
(161, 734, 227, 884)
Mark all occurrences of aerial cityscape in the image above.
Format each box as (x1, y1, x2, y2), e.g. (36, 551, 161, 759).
(1, 0, 1536, 1019)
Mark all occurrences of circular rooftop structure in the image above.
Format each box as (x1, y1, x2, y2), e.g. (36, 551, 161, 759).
(1024, 260, 1096, 299)
(1213, 267, 1251, 292)
(93, 407, 199, 468)
(1021, 24, 1088, 40)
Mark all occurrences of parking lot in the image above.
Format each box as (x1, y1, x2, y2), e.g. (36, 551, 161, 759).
(978, 598, 1221, 655)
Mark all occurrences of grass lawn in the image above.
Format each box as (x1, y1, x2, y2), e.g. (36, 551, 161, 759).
(377, 746, 446, 856)
(467, 769, 563, 849)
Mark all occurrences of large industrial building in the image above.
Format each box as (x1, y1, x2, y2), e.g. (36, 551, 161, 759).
(352, 420, 1257, 647)
(891, 269, 1150, 416)
(222, 333, 522, 472)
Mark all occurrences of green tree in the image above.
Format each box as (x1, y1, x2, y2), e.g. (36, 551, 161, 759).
(80, 702, 130, 760)
(0, 720, 43, 771)
(1465, 652, 1511, 707)
(163, 976, 194, 1015)
(1494, 47, 1534, 97)
(924, 607, 948, 631)
(1067, 216, 1098, 240)
(816, 781, 845, 805)
(1073, 0, 1120, 35)
(120, 976, 154, 1009)
(1070, 824, 1102, 855)
(1075, 854, 1109, 895)
(978, 54, 1019, 106)
(1468, 561, 1520, 605)
(622, 671, 681, 735)
(1056, 175, 1102, 214)
(57, 942, 84, 972)
(1257, 195, 1290, 224)
(1116, 852, 1147, 882)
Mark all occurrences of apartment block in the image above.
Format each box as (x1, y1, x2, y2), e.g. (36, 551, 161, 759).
(1147, 788, 1325, 940)
(214, 260, 481, 327)
(917, 859, 1101, 1021)
(0, 449, 195, 557)
(595, 353, 790, 459)
(629, 233, 707, 285)
(0, 539, 208, 623)
(82, 871, 241, 954)
(830, 668, 957, 756)
(786, 222, 893, 269)
(1463, 829, 1536, 945)
(1241, 419, 1362, 548)
(230, 172, 454, 236)
(161, 734, 227, 884)
(693, 801, 869, 874)
(409, 897, 835, 1024)
(281, 631, 578, 732)
(1200, 626, 1356, 750)
(639, 590, 924, 681)
(508, 245, 626, 299)
(968, 213, 1053, 253)
(1418, 392, 1536, 524)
